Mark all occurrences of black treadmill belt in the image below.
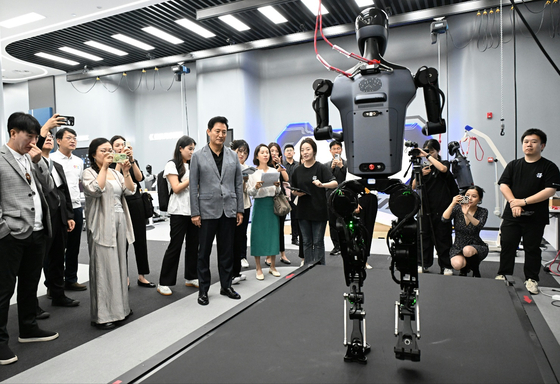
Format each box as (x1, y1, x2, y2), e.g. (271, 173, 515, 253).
(136, 265, 556, 383)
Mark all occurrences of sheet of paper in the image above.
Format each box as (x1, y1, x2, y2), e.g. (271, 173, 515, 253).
(261, 171, 279, 188)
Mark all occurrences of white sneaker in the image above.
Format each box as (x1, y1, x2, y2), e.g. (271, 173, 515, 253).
(157, 285, 172, 296)
(524, 279, 539, 295)
(443, 268, 453, 276)
(232, 276, 241, 285)
(495, 275, 506, 280)
(239, 274, 247, 281)
(185, 279, 199, 288)
(300, 260, 304, 267)
(366, 263, 372, 270)
(241, 258, 249, 268)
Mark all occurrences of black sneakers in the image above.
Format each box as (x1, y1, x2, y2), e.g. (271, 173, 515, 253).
(0, 344, 17, 365)
(18, 329, 59, 343)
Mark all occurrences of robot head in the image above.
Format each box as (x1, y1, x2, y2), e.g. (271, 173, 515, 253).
(355, 7, 389, 57)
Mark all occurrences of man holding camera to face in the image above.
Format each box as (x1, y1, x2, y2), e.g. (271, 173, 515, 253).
(324, 140, 347, 256)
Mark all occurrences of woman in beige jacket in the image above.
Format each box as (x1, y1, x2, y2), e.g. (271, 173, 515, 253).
(83, 138, 135, 330)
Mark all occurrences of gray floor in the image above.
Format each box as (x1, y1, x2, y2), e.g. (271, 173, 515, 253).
(3, 221, 560, 383)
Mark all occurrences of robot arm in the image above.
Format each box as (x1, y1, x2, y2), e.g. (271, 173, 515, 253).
(414, 66, 447, 136)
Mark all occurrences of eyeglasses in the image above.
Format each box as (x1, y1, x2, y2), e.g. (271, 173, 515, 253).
(63, 136, 77, 142)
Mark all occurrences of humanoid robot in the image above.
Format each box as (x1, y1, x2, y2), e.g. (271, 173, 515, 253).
(312, 7, 447, 363)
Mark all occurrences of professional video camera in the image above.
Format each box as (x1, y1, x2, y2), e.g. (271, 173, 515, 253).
(448, 141, 474, 191)
(312, 6, 447, 363)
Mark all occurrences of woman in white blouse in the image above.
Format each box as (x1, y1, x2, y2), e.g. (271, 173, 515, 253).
(157, 136, 198, 296)
(247, 144, 281, 280)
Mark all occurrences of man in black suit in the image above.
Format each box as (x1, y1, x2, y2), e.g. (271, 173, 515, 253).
(37, 116, 80, 308)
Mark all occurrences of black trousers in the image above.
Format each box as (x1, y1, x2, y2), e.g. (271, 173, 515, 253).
(233, 207, 250, 278)
(498, 219, 546, 281)
(197, 214, 236, 294)
(289, 201, 299, 242)
(64, 207, 82, 284)
(328, 208, 340, 249)
(278, 214, 286, 252)
(420, 212, 452, 270)
(358, 194, 378, 255)
(159, 215, 199, 285)
(0, 231, 46, 344)
(43, 209, 68, 300)
(126, 197, 150, 275)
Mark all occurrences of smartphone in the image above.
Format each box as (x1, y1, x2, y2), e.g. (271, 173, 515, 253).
(334, 154, 340, 160)
(123, 141, 129, 149)
(461, 196, 470, 204)
(59, 115, 75, 126)
(112, 153, 128, 163)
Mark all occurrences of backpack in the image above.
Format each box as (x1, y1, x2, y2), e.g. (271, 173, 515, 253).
(157, 164, 173, 212)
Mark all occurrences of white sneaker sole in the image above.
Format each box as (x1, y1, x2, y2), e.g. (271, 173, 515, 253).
(18, 333, 59, 343)
(0, 355, 18, 365)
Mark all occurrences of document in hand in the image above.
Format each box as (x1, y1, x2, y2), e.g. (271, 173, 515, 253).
(261, 171, 280, 188)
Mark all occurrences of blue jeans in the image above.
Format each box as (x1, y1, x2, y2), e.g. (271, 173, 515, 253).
(299, 220, 327, 265)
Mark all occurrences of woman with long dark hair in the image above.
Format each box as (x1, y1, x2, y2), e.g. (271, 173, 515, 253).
(442, 185, 489, 277)
(110, 135, 154, 288)
(83, 138, 135, 329)
(247, 144, 281, 280)
(266, 142, 291, 266)
(157, 136, 199, 296)
(290, 138, 337, 265)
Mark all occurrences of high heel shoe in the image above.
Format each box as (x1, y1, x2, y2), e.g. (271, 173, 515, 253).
(138, 280, 156, 288)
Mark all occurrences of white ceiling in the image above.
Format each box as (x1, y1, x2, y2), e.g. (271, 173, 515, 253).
(0, 0, 168, 82)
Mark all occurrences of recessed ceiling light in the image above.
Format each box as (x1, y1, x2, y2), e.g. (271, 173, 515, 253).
(301, 0, 329, 15)
(0, 12, 45, 28)
(84, 41, 128, 56)
(142, 26, 184, 44)
(35, 52, 79, 66)
(355, 0, 374, 7)
(59, 47, 103, 61)
(258, 6, 288, 24)
(175, 18, 216, 38)
(112, 34, 155, 50)
(218, 15, 250, 31)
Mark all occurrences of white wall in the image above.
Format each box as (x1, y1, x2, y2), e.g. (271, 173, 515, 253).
(4, 6, 559, 227)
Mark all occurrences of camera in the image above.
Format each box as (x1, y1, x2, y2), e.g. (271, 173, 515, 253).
(461, 195, 470, 204)
(59, 115, 75, 126)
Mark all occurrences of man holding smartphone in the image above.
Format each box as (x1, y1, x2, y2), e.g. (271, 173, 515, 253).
(324, 140, 347, 255)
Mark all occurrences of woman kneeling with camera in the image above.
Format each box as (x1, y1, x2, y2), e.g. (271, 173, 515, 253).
(441, 186, 489, 277)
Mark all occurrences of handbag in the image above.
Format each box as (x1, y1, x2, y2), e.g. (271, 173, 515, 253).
(273, 191, 291, 216)
(142, 192, 155, 219)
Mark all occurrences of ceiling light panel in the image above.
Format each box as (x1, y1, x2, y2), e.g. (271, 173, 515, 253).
(355, 0, 374, 6)
(218, 15, 250, 31)
(301, 0, 329, 15)
(35, 52, 79, 66)
(59, 47, 103, 61)
(258, 6, 288, 24)
(112, 34, 155, 50)
(142, 26, 184, 44)
(175, 18, 216, 38)
(84, 41, 128, 56)
(0, 12, 45, 28)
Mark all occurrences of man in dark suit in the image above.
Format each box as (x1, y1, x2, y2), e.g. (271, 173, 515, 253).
(190, 116, 244, 306)
(37, 118, 80, 308)
(323, 140, 347, 255)
(0, 113, 59, 366)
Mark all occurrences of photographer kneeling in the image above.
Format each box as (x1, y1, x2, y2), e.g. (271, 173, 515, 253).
(442, 186, 489, 277)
